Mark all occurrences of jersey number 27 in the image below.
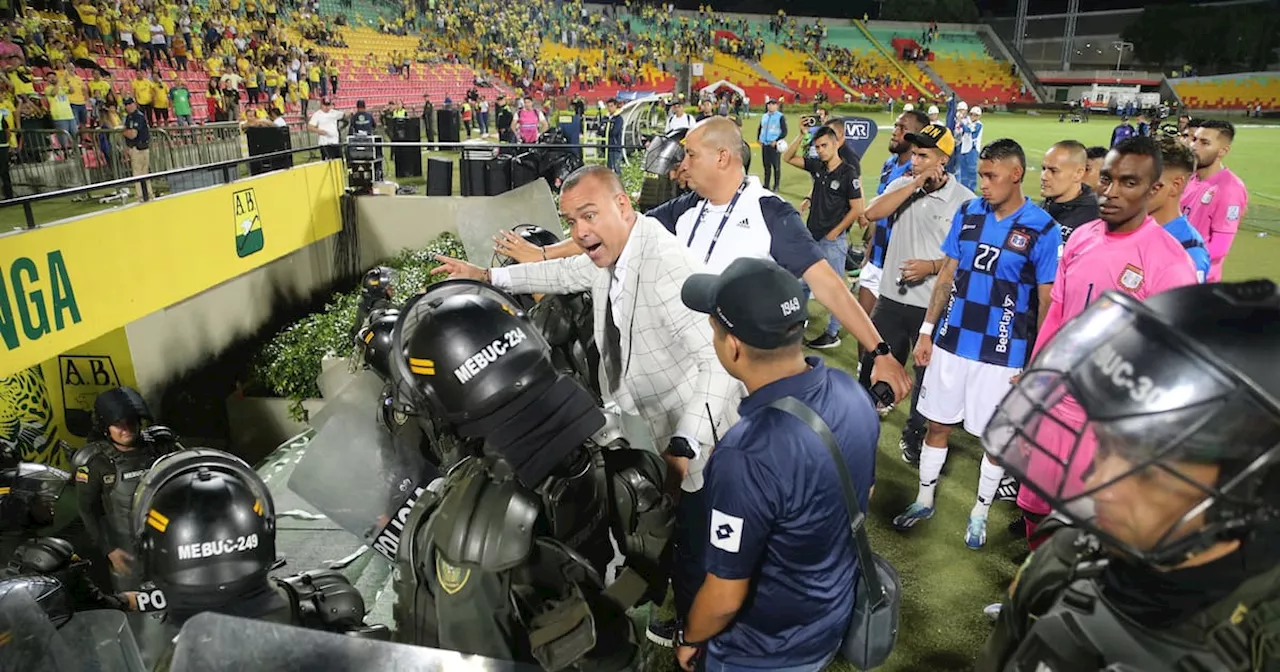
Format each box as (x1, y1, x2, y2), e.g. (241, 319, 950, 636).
(974, 243, 1002, 272)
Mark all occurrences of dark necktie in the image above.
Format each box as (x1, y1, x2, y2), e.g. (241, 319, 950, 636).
(603, 293, 623, 393)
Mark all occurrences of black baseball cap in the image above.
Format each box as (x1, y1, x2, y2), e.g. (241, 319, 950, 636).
(682, 258, 808, 349)
(123, 96, 136, 105)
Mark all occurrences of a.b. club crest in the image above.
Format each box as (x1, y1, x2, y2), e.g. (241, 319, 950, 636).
(58, 355, 121, 437)
(233, 188, 265, 258)
(1118, 264, 1145, 292)
(1006, 230, 1030, 252)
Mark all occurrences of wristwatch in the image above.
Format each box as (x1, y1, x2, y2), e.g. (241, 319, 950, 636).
(872, 341, 892, 357)
(664, 436, 697, 460)
(675, 628, 705, 649)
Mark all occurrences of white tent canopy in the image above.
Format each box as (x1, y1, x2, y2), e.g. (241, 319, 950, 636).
(700, 80, 746, 99)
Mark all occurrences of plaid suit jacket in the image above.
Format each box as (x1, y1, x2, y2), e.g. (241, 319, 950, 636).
(499, 214, 744, 491)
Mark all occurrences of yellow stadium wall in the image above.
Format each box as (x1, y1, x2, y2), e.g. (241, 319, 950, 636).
(0, 161, 346, 467)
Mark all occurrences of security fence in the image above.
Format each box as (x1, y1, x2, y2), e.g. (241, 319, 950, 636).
(6, 122, 326, 198)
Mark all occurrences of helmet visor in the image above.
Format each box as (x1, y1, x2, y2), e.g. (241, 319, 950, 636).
(984, 295, 1280, 564)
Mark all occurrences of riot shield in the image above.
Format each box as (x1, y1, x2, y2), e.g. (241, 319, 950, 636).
(59, 610, 146, 672)
(307, 368, 387, 432)
(0, 584, 69, 672)
(287, 394, 440, 563)
(172, 612, 538, 671)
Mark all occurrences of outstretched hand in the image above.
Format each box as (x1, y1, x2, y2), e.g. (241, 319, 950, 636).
(431, 254, 487, 281)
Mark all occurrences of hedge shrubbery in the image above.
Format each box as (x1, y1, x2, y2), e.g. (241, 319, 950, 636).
(250, 233, 467, 404)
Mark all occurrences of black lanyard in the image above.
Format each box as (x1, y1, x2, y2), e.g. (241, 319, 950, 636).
(687, 179, 748, 264)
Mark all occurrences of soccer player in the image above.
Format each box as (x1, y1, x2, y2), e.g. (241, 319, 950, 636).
(894, 139, 1060, 549)
(1082, 146, 1106, 191)
(1015, 137, 1199, 546)
(859, 109, 930, 325)
(1181, 119, 1247, 281)
(1039, 141, 1099, 244)
(1152, 136, 1211, 282)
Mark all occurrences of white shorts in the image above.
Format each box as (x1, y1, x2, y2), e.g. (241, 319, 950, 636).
(859, 263, 883, 297)
(917, 347, 1020, 436)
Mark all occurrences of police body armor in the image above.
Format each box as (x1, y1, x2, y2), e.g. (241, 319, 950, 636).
(998, 525, 1280, 672)
(392, 435, 670, 671)
(77, 427, 180, 552)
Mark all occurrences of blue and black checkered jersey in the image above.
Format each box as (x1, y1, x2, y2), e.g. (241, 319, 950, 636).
(869, 156, 912, 268)
(1162, 215, 1211, 284)
(935, 198, 1061, 369)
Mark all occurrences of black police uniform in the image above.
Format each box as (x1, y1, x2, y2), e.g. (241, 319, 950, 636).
(1, 462, 130, 615)
(73, 388, 181, 590)
(977, 281, 1280, 672)
(386, 282, 673, 671)
(133, 450, 388, 671)
(1, 537, 131, 614)
(352, 266, 395, 339)
(496, 102, 515, 144)
(351, 109, 377, 135)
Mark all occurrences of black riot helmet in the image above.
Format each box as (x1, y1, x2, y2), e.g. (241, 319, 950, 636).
(495, 224, 561, 270)
(362, 266, 395, 300)
(357, 308, 400, 381)
(642, 127, 689, 176)
(91, 386, 152, 441)
(985, 281, 1280, 568)
(0, 463, 70, 529)
(8, 537, 76, 575)
(0, 574, 73, 628)
(131, 450, 276, 612)
(391, 280, 604, 486)
(391, 280, 555, 428)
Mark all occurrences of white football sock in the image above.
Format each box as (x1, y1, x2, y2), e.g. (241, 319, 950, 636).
(972, 459, 1006, 519)
(915, 442, 949, 509)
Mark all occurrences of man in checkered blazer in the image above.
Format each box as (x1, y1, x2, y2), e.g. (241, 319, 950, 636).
(433, 165, 744, 494)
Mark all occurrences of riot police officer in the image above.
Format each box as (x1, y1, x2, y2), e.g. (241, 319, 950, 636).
(352, 265, 395, 338)
(73, 387, 182, 590)
(978, 280, 1280, 672)
(385, 281, 673, 670)
(1, 463, 136, 613)
(132, 449, 387, 668)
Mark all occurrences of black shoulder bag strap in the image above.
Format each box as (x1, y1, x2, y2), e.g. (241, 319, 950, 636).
(767, 396, 886, 610)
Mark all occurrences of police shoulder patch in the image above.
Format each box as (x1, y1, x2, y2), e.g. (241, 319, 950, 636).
(75, 466, 89, 483)
(435, 556, 471, 595)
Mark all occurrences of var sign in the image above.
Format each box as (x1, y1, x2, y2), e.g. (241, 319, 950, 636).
(841, 117, 879, 159)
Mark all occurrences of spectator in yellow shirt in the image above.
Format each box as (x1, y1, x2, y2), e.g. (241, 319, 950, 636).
(44, 71, 78, 137)
(298, 78, 310, 117)
(124, 44, 141, 69)
(89, 71, 111, 103)
(263, 67, 279, 97)
(131, 72, 155, 123)
(98, 12, 114, 47)
(117, 15, 134, 48)
(151, 72, 170, 123)
(206, 56, 222, 77)
(59, 66, 89, 126)
(76, 0, 101, 41)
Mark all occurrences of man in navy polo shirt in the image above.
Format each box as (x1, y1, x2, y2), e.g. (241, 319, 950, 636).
(675, 257, 879, 672)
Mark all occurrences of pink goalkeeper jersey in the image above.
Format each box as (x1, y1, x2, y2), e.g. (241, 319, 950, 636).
(1180, 166, 1248, 282)
(1033, 217, 1198, 357)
